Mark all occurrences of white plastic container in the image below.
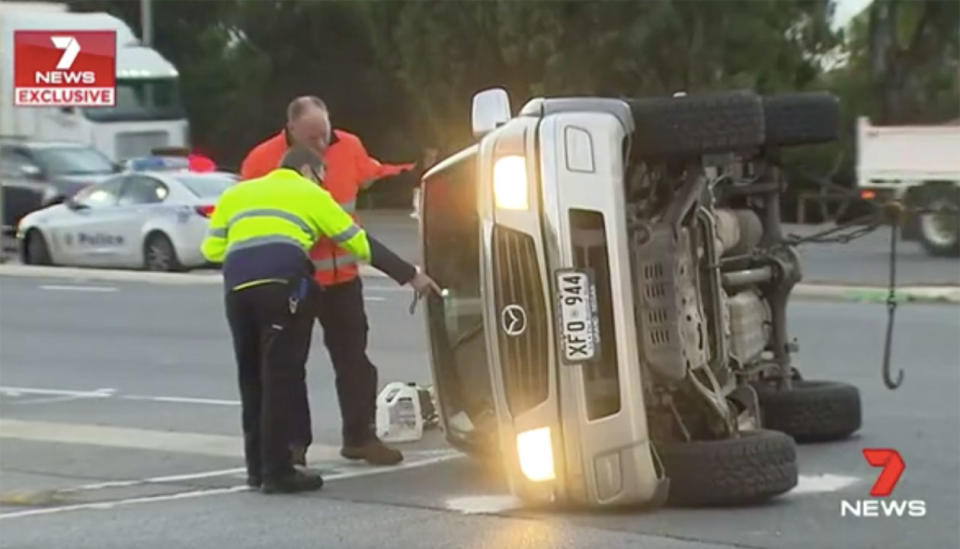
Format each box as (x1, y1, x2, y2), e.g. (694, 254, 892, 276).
(375, 382, 424, 443)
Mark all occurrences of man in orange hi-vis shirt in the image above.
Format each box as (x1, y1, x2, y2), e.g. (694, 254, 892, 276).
(240, 96, 415, 467)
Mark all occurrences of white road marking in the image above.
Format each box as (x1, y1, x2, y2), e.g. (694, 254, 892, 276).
(0, 486, 250, 520)
(0, 451, 462, 520)
(791, 473, 862, 495)
(0, 386, 239, 407)
(38, 284, 117, 292)
(50, 452, 461, 494)
(0, 419, 244, 458)
(0, 418, 344, 461)
(10, 395, 104, 406)
(445, 494, 524, 514)
(143, 467, 246, 485)
(0, 263, 388, 285)
(121, 395, 240, 406)
(323, 452, 461, 482)
(61, 467, 247, 493)
(0, 387, 115, 405)
(364, 296, 386, 302)
(0, 386, 115, 398)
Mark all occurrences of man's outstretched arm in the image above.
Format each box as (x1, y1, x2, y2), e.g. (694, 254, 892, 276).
(353, 135, 415, 190)
(307, 185, 433, 290)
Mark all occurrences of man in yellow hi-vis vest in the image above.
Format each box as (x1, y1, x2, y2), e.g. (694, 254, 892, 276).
(202, 145, 438, 494)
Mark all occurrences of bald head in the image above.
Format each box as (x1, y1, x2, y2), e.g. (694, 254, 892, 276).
(287, 96, 327, 122)
(286, 96, 330, 156)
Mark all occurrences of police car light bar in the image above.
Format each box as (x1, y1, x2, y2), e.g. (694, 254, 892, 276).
(128, 156, 189, 172)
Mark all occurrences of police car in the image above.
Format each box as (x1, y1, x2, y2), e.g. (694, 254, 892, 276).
(16, 157, 238, 271)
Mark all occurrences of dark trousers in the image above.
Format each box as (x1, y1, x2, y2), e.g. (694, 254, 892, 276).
(225, 282, 313, 480)
(315, 278, 378, 446)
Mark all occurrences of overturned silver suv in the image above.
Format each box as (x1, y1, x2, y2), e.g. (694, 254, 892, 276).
(419, 88, 861, 508)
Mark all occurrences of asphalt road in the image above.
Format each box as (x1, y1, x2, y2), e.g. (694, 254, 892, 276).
(0, 270, 957, 548)
(788, 223, 960, 286)
(366, 212, 960, 286)
(3, 211, 958, 286)
(371, 213, 960, 286)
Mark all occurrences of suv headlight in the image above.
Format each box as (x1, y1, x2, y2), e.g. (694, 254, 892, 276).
(493, 155, 528, 210)
(516, 427, 555, 482)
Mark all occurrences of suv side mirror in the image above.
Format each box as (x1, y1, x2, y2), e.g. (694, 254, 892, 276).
(471, 88, 511, 139)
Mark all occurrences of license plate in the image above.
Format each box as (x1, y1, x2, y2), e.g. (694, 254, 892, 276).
(556, 270, 598, 363)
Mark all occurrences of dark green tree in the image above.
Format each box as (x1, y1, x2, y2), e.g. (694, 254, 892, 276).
(362, 0, 841, 151)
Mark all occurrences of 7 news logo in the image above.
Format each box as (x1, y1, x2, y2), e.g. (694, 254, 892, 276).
(14, 30, 115, 106)
(841, 448, 927, 518)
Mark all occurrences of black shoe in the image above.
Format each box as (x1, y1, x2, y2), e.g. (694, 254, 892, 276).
(340, 439, 403, 466)
(260, 469, 325, 494)
(246, 475, 261, 488)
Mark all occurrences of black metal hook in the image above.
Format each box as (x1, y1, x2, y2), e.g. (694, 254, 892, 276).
(883, 358, 904, 390)
(881, 301, 904, 390)
(881, 222, 904, 390)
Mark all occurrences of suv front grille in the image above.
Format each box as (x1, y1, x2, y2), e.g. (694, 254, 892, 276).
(492, 225, 549, 415)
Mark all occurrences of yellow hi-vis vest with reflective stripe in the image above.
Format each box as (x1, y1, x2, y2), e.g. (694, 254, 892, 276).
(201, 168, 370, 267)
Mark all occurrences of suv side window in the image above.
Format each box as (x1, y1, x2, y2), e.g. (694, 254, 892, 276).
(117, 176, 169, 206)
(75, 178, 125, 209)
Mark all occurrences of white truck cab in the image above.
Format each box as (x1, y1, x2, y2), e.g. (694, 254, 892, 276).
(0, 5, 189, 162)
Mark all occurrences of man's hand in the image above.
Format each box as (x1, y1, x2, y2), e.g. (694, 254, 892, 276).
(409, 271, 442, 297)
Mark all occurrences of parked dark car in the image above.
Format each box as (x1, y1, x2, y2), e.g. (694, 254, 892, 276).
(1, 163, 48, 235)
(0, 139, 121, 233)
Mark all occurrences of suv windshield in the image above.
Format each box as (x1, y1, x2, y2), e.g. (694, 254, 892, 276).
(33, 147, 118, 176)
(176, 174, 236, 198)
(83, 78, 185, 122)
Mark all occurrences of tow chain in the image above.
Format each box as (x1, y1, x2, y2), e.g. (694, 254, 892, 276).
(782, 213, 881, 246)
(783, 208, 904, 389)
(770, 161, 957, 391)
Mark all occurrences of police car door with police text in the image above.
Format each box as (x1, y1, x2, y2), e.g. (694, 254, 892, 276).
(60, 178, 129, 266)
